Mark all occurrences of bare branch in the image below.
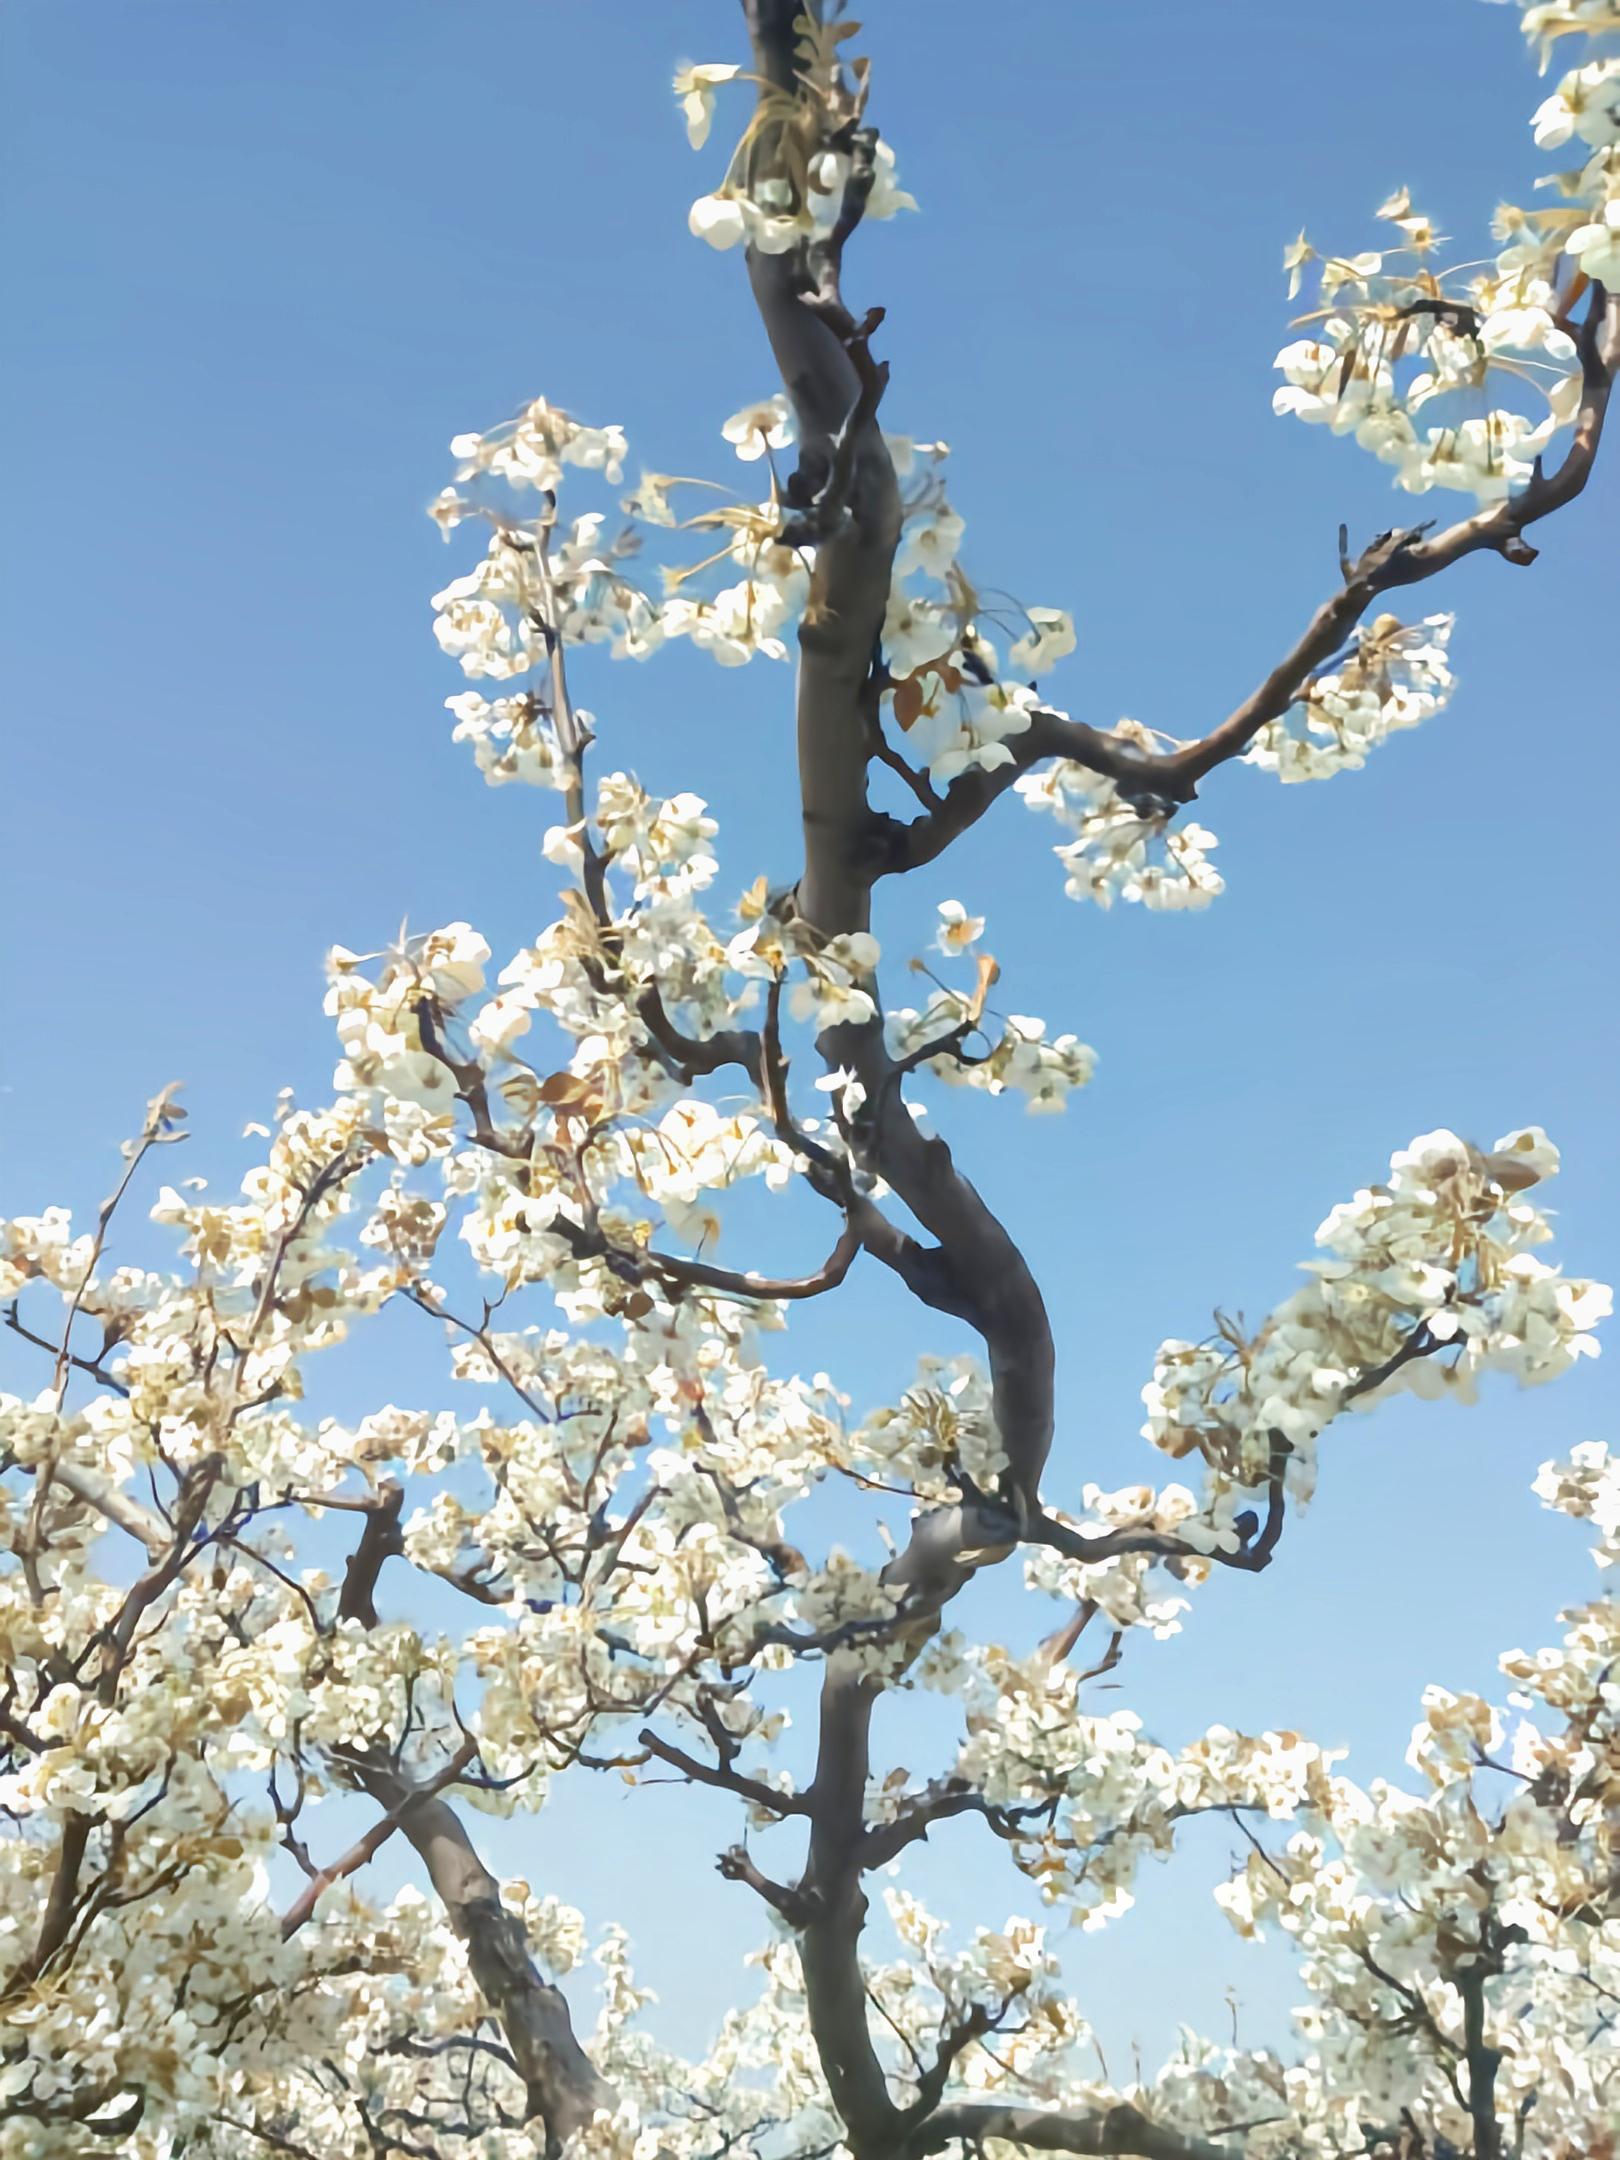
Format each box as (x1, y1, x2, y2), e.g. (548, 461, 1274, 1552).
(645, 1220, 863, 1305)
(338, 1481, 407, 1627)
(3, 1302, 130, 1396)
(638, 1727, 810, 1820)
(717, 1844, 817, 1927)
(636, 985, 763, 1089)
(917, 2100, 1246, 2160)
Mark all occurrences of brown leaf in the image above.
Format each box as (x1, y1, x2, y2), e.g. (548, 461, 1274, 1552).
(538, 1072, 593, 1107)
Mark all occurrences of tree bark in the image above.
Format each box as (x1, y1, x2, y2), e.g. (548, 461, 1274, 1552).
(359, 1766, 616, 2156)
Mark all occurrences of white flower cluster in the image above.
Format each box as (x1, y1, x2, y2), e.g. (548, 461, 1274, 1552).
(855, 1354, 1010, 1499)
(690, 139, 915, 255)
(886, 992, 1097, 1112)
(929, 1631, 1342, 1929)
(1016, 738, 1225, 910)
(1144, 1125, 1610, 1495)
(446, 686, 563, 789)
(874, 902, 1097, 1112)
(1532, 44, 1620, 281)
(432, 352, 1080, 765)
(1244, 613, 1456, 782)
(659, 530, 811, 669)
(679, 22, 915, 254)
(1209, 1444, 1620, 2158)
(878, 449, 1080, 788)
(433, 391, 824, 691)
(442, 395, 628, 500)
(1273, 317, 1575, 499)
(723, 912, 883, 1034)
(3, 1098, 396, 1497)
(785, 1548, 911, 1677)
(432, 510, 662, 678)
(325, 924, 490, 1158)
(1531, 1436, 1620, 1564)
(1275, 6, 1618, 505)
(897, 666, 1044, 788)
(10, 9, 1619, 2154)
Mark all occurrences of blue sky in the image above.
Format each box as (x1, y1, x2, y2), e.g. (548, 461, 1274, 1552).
(3, 0, 1617, 2080)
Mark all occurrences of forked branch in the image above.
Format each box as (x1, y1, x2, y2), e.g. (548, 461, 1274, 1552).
(886, 283, 1619, 872)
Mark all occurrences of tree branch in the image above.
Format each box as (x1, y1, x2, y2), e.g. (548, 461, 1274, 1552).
(887, 283, 1620, 870)
(321, 1488, 613, 2152)
(839, 1017, 1057, 1513)
(338, 1480, 406, 1626)
(737, 2, 1056, 1524)
(917, 2099, 1243, 2160)
(638, 1727, 810, 1819)
(354, 1758, 615, 2155)
(906, 1998, 1004, 2125)
(740, 0, 901, 937)
(50, 1458, 169, 1556)
(645, 1220, 863, 1305)
(790, 1498, 1022, 2155)
(860, 1780, 1057, 1873)
(717, 1844, 817, 1926)
(636, 985, 763, 1089)
(278, 1739, 477, 1939)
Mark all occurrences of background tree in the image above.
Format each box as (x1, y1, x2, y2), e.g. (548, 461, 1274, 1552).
(2, 3, 1618, 2158)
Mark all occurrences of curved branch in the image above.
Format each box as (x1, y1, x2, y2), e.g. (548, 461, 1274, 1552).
(839, 1017, 1057, 1513)
(636, 985, 763, 1088)
(860, 1781, 1057, 1872)
(645, 1221, 862, 1304)
(887, 283, 1619, 872)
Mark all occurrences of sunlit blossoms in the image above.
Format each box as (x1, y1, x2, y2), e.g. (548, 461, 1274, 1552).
(1017, 743, 1226, 910)
(1244, 614, 1456, 782)
(1143, 1126, 1609, 1495)
(1207, 1446, 1620, 2157)
(1273, 18, 1617, 508)
(4, 2, 1617, 2158)
(682, 20, 916, 256)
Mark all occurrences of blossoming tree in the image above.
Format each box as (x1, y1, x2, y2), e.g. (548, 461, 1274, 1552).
(3, 3, 1619, 2158)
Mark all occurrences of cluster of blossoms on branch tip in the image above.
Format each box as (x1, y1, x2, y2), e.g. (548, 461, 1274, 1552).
(1277, 4, 1619, 500)
(1144, 1126, 1609, 1498)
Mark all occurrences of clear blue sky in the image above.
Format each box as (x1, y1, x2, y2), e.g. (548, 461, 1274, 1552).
(3, 0, 1616, 2080)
